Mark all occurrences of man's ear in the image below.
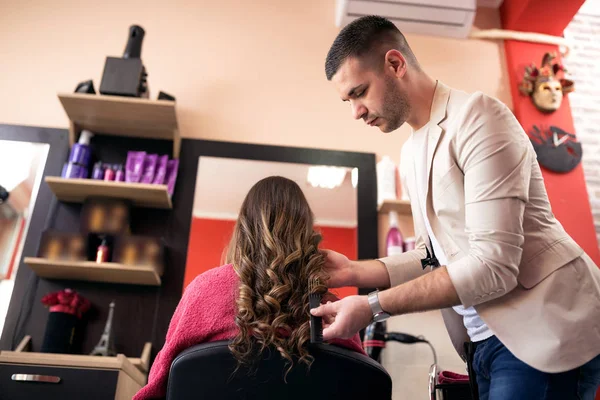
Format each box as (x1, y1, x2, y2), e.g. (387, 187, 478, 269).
(384, 49, 407, 78)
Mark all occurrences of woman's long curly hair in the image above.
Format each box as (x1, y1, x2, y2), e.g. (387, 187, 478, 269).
(227, 176, 328, 374)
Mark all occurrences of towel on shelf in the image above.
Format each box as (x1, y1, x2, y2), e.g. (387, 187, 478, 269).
(438, 370, 470, 384)
(133, 263, 365, 400)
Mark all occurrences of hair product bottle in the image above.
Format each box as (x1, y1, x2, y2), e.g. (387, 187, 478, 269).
(114, 164, 125, 182)
(92, 162, 105, 180)
(386, 211, 404, 257)
(61, 130, 94, 179)
(103, 164, 115, 181)
(96, 237, 110, 263)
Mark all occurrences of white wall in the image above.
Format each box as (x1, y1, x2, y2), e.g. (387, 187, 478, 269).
(564, 0, 600, 249)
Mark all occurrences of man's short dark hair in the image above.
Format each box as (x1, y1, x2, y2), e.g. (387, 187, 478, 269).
(325, 15, 418, 80)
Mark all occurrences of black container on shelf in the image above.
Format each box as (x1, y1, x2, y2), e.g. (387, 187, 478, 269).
(41, 312, 81, 354)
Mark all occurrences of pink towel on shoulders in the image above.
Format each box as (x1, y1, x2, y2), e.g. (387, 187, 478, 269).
(133, 264, 365, 400)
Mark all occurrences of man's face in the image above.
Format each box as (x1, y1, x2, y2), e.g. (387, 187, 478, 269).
(331, 56, 411, 133)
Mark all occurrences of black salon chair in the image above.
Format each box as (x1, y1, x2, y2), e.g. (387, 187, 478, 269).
(166, 340, 392, 400)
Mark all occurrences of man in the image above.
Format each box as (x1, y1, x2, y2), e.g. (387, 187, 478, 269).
(311, 15, 600, 399)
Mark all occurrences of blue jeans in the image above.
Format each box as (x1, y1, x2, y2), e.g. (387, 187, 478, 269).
(473, 336, 600, 400)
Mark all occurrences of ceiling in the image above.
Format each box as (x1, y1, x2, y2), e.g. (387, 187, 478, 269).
(193, 157, 357, 227)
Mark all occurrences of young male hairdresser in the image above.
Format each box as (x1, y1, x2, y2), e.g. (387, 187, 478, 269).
(310, 15, 600, 399)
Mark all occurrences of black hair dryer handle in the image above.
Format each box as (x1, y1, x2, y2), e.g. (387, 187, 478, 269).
(123, 25, 145, 59)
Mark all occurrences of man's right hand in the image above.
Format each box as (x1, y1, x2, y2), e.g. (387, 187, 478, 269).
(321, 249, 356, 288)
(320, 249, 392, 290)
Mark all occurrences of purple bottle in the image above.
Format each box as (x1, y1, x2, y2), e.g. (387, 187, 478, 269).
(114, 164, 125, 182)
(92, 162, 104, 180)
(386, 211, 404, 256)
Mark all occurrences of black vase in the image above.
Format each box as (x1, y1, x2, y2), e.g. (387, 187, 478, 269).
(41, 311, 79, 354)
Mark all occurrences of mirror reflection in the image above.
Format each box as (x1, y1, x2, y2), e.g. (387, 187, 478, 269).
(0, 140, 49, 335)
(184, 157, 358, 298)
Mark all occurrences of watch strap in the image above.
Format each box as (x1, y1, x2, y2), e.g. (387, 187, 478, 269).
(368, 290, 384, 315)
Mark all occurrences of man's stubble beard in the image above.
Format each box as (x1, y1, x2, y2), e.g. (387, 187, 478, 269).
(381, 78, 411, 133)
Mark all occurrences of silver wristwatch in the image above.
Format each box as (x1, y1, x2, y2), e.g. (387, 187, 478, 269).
(368, 290, 390, 323)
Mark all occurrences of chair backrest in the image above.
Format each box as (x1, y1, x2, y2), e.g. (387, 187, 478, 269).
(167, 340, 392, 400)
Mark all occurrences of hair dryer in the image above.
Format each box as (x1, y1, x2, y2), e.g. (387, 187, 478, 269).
(363, 321, 387, 362)
(99, 24, 149, 98)
(363, 321, 437, 365)
(123, 25, 145, 59)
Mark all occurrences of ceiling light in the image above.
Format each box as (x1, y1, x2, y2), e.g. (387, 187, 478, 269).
(307, 166, 347, 189)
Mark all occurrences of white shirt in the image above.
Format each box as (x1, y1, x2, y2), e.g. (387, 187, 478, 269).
(412, 122, 493, 342)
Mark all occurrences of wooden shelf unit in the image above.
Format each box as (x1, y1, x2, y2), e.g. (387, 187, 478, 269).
(58, 92, 180, 158)
(0, 336, 153, 398)
(378, 199, 412, 215)
(24, 257, 162, 286)
(45, 177, 172, 209)
(0, 351, 146, 384)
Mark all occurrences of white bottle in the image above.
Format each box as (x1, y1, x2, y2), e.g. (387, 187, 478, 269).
(376, 156, 397, 206)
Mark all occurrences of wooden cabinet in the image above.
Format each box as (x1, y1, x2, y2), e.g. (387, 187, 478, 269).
(0, 351, 146, 400)
(0, 337, 150, 400)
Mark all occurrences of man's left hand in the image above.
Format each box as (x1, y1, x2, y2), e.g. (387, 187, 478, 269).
(310, 295, 373, 340)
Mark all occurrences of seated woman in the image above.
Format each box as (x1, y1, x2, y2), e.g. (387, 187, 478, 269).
(134, 176, 365, 399)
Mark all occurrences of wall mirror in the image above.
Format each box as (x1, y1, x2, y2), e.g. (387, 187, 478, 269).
(185, 156, 359, 298)
(176, 139, 379, 300)
(0, 140, 49, 335)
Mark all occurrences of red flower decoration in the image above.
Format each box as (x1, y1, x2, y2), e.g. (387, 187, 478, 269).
(42, 289, 91, 319)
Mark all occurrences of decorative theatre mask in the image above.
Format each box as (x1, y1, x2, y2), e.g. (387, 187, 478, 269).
(519, 52, 574, 113)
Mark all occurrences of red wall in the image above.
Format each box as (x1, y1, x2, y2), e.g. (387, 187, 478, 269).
(183, 217, 235, 288)
(503, 41, 600, 265)
(500, 0, 585, 37)
(184, 217, 358, 299)
(317, 225, 358, 299)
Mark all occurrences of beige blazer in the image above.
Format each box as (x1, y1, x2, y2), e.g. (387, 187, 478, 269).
(380, 82, 600, 373)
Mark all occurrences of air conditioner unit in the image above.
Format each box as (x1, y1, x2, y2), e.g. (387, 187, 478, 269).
(335, 0, 477, 39)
